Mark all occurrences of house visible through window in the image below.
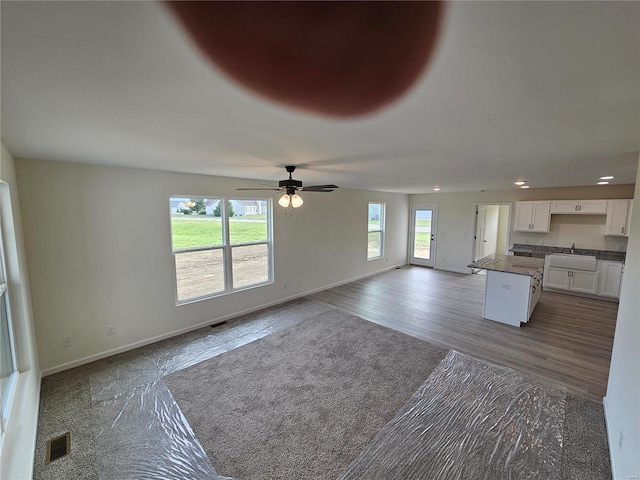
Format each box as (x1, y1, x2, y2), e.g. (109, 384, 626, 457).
(368, 202, 385, 260)
(170, 197, 273, 303)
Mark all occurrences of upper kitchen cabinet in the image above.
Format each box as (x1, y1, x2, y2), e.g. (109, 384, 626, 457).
(550, 199, 607, 214)
(514, 201, 551, 232)
(605, 200, 633, 237)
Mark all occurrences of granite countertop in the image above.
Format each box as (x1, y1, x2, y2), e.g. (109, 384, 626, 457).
(468, 254, 544, 276)
(510, 244, 626, 262)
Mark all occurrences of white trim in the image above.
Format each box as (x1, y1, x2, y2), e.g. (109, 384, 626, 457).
(603, 396, 617, 479)
(170, 196, 273, 304)
(367, 202, 385, 260)
(41, 262, 406, 377)
(408, 204, 438, 267)
(470, 202, 513, 264)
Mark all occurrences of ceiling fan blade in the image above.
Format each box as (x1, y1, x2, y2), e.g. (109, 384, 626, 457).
(300, 188, 336, 192)
(236, 188, 283, 191)
(300, 185, 339, 192)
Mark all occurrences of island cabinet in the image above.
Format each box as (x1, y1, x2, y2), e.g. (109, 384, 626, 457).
(550, 199, 607, 214)
(605, 200, 632, 237)
(597, 260, 624, 298)
(514, 201, 551, 232)
(467, 254, 544, 327)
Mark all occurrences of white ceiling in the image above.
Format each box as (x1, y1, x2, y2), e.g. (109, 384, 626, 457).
(1, 1, 638, 194)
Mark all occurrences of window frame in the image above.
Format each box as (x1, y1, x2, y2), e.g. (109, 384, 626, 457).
(0, 221, 18, 436)
(367, 202, 386, 260)
(170, 196, 274, 304)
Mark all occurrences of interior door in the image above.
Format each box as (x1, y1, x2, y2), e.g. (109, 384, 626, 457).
(409, 205, 437, 267)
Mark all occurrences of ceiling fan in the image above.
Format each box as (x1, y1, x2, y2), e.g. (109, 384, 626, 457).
(237, 165, 338, 208)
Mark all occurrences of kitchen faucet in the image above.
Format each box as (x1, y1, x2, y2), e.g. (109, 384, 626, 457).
(570, 242, 575, 254)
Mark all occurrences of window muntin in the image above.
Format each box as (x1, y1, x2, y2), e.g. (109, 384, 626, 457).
(367, 202, 385, 260)
(170, 197, 272, 303)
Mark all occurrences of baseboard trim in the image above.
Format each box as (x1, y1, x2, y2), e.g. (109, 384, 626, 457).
(602, 396, 617, 479)
(40, 263, 406, 377)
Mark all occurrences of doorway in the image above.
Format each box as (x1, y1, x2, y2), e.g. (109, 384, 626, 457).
(473, 203, 511, 266)
(409, 204, 437, 267)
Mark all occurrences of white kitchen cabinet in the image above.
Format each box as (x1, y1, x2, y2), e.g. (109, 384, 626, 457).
(514, 201, 551, 232)
(597, 260, 624, 298)
(544, 266, 599, 294)
(605, 200, 632, 237)
(545, 266, 571, 290)
(550, 199, 607, 214)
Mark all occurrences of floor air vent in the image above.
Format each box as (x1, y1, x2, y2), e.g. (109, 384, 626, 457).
(46, 432, 70, 464)
(210, 321, 228, 328)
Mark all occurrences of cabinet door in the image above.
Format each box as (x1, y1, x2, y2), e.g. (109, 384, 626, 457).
(578, 200, 607, 214)
(605, 200, 630, 236)
(530, 202, 551, 232)
(545, 267, 570, 289)
(598, 262, 623, 298)
(570, 270, 599, 294)
(514, 202, 534, 231)
(550, 200, 579, 214)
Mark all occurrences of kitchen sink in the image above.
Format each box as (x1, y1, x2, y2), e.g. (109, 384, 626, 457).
(546, 254, 597, 271)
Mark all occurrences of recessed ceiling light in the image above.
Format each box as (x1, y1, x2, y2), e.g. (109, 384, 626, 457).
(433, 187, 441, 192)
(520, 185, 530, 189)
(599, 176, 614, 180)
(597, 181, 609, 185)
(514, 181, 526, 186)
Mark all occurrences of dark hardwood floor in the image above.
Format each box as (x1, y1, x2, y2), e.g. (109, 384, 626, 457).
(310, 265, 618, 402)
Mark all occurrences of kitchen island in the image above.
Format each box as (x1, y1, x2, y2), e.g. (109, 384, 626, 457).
(468, 254, 544, 327)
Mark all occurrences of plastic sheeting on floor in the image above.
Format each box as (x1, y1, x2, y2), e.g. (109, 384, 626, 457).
(85, 299, 332, 480)
(92, 379, 227, 479)
(339, 350, 566, 480)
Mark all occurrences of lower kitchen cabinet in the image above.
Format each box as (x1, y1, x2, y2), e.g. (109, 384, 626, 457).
(544, 266, 599, 294)
(597, 260, 624, 298)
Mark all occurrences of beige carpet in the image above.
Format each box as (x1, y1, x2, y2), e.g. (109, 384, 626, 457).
(164, 308, 448, 479)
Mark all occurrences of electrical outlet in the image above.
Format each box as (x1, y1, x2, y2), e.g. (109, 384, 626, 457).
(283, 282, 287, 290)
(106, 325, 115, 336)
(619, 430, 624, 450)
(62, 336, 72, 348)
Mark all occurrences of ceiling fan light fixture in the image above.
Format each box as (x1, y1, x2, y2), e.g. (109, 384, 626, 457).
(278, 193, 291, 208)
(291, 193, 304, 208)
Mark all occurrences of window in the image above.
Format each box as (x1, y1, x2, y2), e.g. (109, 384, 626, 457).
(367, 202, 385, 260)
(170, 197, 272, 303)
(0, 224, 17, 435)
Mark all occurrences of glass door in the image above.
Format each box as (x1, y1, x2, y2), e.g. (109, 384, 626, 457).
(409, 205, 437, 267)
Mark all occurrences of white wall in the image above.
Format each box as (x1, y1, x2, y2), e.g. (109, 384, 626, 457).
(14, 159, 409, 372)
(604, 158, 640, 479)
(411, 184, 635, 273)
(496, 205, 510, 255)
(0, 144, 40, 480)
